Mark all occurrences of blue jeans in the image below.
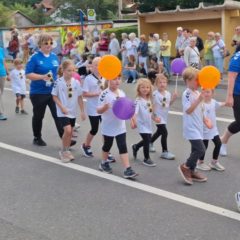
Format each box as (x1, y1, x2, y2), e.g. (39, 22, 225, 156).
(214, 57, 224, 73)
(162, 56, 170, 75)
(123, 69, 138, 80)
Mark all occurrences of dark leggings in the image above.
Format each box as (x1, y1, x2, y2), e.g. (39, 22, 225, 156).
(151, 124, 168, 152)
(135, 133, 152, 160)
(186, 140, 206, 170)
(102, 133, 127, 154)
(200, 135, 222, 161)
(228, 95, 240, 134)
(30, 94, 63, 139)
(88, 115, 101, 136)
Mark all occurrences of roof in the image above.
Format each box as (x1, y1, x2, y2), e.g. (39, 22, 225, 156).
(11, 10, 35, 24)
(35, 0, 55, 10)
(125, 0, 240, 16)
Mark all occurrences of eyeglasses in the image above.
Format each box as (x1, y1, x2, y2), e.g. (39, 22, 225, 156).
(162, 97, 166, 107)
(67, 84, 73, 98)
(147, 102, 152, 113)
(44, 41, 53, 46)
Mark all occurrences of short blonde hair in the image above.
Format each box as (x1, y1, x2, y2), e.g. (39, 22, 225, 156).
(62, 59, 74, 71)
(182, 67, 198, 83)
(155, 73, 168, 85)
(136, 78, 153, 99)
(13, 58, 23, 66)
(38, 33, 53, 47)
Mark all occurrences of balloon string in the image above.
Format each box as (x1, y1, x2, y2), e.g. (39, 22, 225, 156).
(175, 74, 179, 92)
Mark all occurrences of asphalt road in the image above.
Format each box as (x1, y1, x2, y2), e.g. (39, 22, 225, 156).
(1, 81, 240, 240)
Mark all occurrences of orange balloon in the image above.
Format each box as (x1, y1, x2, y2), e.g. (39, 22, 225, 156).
(98, 55, 122, 80)
(198, 66, 221, 89)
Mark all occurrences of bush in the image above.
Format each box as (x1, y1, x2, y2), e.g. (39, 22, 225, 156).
(103, 25, 138, 42)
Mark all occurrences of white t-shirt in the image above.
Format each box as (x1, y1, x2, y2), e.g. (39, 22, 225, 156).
(51, 77, 82, 118)
(125, 39, 138, 57)
(135, 97, 152, 134)
(98, 88, 126, 137)
(10, 69, 27, 95)
(212, 39, 225, 58)
(153, 90, 171, 125)
(182, 88, 203, 140)
(203, 99, 221, 140)
(109, 38, 120, 56)
(82, 74, 102, 116)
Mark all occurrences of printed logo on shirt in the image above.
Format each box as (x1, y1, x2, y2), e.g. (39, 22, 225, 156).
(234, 51, 240, 60)
(39, 60, 43, 65)
(52, 60, 59, 67)
(100, 90, 108, 102)
(185, 91, 190, 101)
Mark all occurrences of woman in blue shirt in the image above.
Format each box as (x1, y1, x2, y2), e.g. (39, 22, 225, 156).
(220, 51, 240, 156)
(26, 33, 65, 146)
(0, 47, 9, 120)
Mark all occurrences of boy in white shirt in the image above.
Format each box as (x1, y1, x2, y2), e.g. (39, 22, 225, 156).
(178, 67, 207, 185)
(52, 60, 86, 163)
(10, 58, 28, 114)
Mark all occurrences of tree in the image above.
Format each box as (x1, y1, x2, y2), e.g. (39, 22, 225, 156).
(52, 0, 118, 22)
(0, 3, 13, 27)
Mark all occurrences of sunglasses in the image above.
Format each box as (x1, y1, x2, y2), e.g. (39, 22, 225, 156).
(68, 85, 73, 98)
(19, 72, 23, 79)
(147, 102, 152, 113)
(162, 97, 166, 107)
(47, 73, 54, 82)
(44, 41, 53, 46)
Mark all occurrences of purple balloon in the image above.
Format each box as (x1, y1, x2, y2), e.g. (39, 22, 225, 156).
(171, 58, 187, 74)
(112, 97, 135, 120)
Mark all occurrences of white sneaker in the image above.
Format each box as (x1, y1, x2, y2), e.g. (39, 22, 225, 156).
(196, 162, 211, 171)
(235, 192, 240, 212)
(74, 122, 81, 130)
(149, 143, 156, 153)
(209, 161, 225, 171)
(220, 144, 227, 156)
(160, 151, 175, 160)
(59, 151, 74, 163)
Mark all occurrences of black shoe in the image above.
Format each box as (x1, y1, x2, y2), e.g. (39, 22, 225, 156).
(132, 144, 138, 159)
(99, 162, 112, 173)
(81, 144, 93, 157)
(20, 109, 28, 115)
(33, 137, 47, 146)
(70, 140, 77, 147)
(143, 159, 156, 167)
(15, 106, 19, 113)
(123, 167, 138, 179)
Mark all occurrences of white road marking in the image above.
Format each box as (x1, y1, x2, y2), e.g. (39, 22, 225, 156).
(4, 88, 234, 123)
(0, 141, 239, 222)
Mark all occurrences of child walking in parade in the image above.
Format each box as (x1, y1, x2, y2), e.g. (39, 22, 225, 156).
(10, 58, 28, 114)
(196, 89, 225, 171)
(179, 67, 207, 185)
(52, 59, 86, 163)
(150, 74, 177, 159)
(97, 77, 138, 179)
(131, 78, 158, 167)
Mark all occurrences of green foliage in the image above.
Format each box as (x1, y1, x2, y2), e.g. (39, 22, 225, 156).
(9, 3, 36, 21)
(137, 0, 231, 12)
(103, 25, 138, 42)
(0, 2, 13, 27)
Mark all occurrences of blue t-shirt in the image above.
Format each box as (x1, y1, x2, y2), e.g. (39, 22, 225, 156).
(25, 51, 59, 95)
(0, 48, 7, 77)
(229, 51, 240, 96)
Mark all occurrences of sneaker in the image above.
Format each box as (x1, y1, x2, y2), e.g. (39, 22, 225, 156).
(132, 144, 138, 159)
(99, 161, 112, 173)
(123, 167, 138, 179)
(107, 153, 116, 163)
(209, 161, 225, 171)
(59, 151, 74, 163)
(196, 162, 211, 171)
(33, 137, 47, 146)
(81, 144, 93, 157)
(160, 151, 175, 160)
(191, 171, 207, 182)
(15, 106, 19, 113)
(70, 140, 77, 147)
(149, 143, 156, 153)
(132, 79, 136, 84)
(74, 122, 81, 130)
(20, 109, 28, 115)
(220, 144, 227, 156)
(235, 192, 240, 212)
(143, 159, 156, 167)
(178, 164, 193, 185)
(0, 114, 7, 120)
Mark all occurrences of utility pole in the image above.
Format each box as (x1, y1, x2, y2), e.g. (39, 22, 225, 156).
(118, 0, 123, 19)
(78, 9, 85, 36)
